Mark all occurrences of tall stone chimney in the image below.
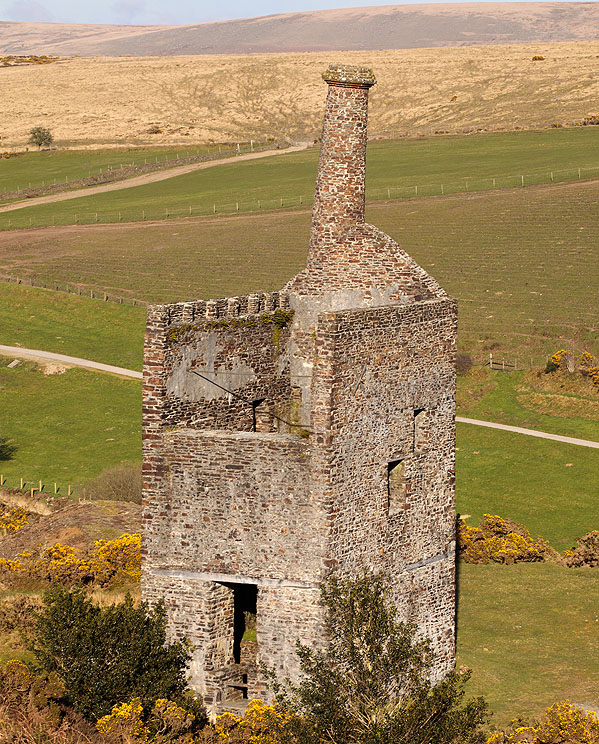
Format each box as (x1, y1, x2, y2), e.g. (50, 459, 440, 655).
(289, 63, 444, 305)
(309, 64, 376, 256)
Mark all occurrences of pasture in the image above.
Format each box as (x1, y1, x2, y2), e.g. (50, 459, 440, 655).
(0, 282, 145, 369)
(2, 127, 599, 227)
(457, 562, 599, 727)
(0, 360, 140, 493)
(1, 175, 597, 364)
(0, 144, 239, 200)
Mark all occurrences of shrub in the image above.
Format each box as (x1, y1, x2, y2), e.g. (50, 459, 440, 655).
(582, 114, 599, 126)
(0, 660, 105, 743)
(456, 353, 473, 376)
(531, 55, 545, 61)
(31, 588, 192, 721)
(82, 461, 142, 503)
(488, 700, 599, 744)
(28, 126, 53, 148)
(457, 514, 554, 564)
(269, 573, 488, 744)
(0, 533, 141, 587)
(563, 530, 599, 567)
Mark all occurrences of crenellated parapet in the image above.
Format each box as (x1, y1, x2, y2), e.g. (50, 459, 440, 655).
(151, 291, 291, 328)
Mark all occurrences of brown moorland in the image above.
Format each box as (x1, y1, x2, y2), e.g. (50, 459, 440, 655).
(2, 3, 599, 57)
(1, 41, 599, 147)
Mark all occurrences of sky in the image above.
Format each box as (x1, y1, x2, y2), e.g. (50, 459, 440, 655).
(0, 0, 590, 26)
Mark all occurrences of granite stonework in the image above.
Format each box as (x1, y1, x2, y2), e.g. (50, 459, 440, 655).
(141, 63, 457, 714)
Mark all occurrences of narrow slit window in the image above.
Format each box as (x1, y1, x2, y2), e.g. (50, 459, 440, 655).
(387, 458, 409, 515)
(414, 408, 430, 452)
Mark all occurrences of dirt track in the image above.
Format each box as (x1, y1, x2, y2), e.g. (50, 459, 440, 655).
(0, 145, 306, 214)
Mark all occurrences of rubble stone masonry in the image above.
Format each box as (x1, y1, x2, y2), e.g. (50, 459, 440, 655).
(142, 63, 457, 714)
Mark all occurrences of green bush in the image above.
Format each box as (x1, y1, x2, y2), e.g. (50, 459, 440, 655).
(269, 574, 488, 744)
(28, 126, 53, 148)
(31, 588, 192, 721)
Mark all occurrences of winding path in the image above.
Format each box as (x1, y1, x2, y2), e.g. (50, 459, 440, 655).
(1, 344, 598, 449)
(0, 145, 307, 214)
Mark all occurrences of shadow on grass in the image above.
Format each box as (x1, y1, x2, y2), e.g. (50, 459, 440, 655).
(0, 438, 16, 462)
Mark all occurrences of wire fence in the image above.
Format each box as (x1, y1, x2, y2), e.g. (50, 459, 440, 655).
(0, 141, 268, 198)
(0, 273, 144, 306)
(1, 162, 598, 231)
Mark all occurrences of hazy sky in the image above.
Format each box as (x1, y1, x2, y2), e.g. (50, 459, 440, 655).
(0, 0, 590, 26)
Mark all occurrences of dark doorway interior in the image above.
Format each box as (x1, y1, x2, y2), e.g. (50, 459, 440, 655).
(232, 583, 258, 664)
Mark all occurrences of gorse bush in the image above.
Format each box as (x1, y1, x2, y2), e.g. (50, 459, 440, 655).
(0, 532, 141, 587)
(488, 700, 599, 744)
(269, 573, 489, 744)
(457, 515, 554, 565)
(31, 588, 192, 721)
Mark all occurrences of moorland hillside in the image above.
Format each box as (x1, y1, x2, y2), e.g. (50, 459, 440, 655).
(2, 41, 599, 147)
(2, 3, 599, 56)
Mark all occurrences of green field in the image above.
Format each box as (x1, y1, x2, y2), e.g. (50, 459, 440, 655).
(0, 144, 241, 199)
(1, 174, 597, 364)
(456, 423, 598, 548)
(0, 283, 145, 370)
(457, 562, 599, 728)
(0, 360, 140, 493)
(3, 127, 599, 228)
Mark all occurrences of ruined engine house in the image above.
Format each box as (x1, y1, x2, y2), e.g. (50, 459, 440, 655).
(141, 64, 457, 713)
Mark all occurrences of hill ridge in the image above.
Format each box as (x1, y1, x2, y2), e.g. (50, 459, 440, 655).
(2, 2, 599, 56)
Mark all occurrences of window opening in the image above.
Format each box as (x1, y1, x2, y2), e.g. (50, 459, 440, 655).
(414, 408, 429, 452)
(251, 398, 266, 432)
(387, 458, 409, 515)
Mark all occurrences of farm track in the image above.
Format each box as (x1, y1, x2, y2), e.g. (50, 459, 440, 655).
(0, 145, 307, 214)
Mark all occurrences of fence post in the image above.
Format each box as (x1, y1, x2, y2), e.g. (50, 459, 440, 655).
(441, 184, 444, 195)
(493, 178, 496, 188)
(54, 482, 57, 494)
(213, 204, 216, 213)
(39, 479, 42, 491)
(550, 172, 554, 182)
(521, 175, 524, 187)
(20, 478, 23, 489)
(578, 168, 581, 179)
(465, 181, 468, 192)
(258, 200, 261, 209)
(489, 353, 493, 369)
(387, 186, 390, 198)
(68, 485, 71, 497)
(236, 202, 239, 211)
(414, 185, 418, 196)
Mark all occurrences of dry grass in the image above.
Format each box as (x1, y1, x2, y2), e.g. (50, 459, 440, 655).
(3, 41, 599, 148)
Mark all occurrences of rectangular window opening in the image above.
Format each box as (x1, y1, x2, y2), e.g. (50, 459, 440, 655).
(387, 458, 409, 516)
(414, 408, 430, 452)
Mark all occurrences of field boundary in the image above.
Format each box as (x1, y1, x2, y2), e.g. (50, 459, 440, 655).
(1, 160, 598, 230)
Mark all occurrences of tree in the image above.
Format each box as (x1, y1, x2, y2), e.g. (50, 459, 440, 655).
(28, 126, 53, 148)
(269, 574, 489, 744)
(31, 588, 192, 721)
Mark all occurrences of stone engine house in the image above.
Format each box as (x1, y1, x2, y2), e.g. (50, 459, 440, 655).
(141, 64, 457, 712)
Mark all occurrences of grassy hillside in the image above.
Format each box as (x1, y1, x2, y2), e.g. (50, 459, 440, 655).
(0, 360, 140, 492)
(2, 43, 599, 147)
(0, 144, 236, 199)
(1, 175, 596, 363)
(3, 128, 599, 227)
(0, 283, 145, 369)
(457, 562, 599, 727)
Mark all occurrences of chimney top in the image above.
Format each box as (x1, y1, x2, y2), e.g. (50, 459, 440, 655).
(322, 64, 376, 88)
